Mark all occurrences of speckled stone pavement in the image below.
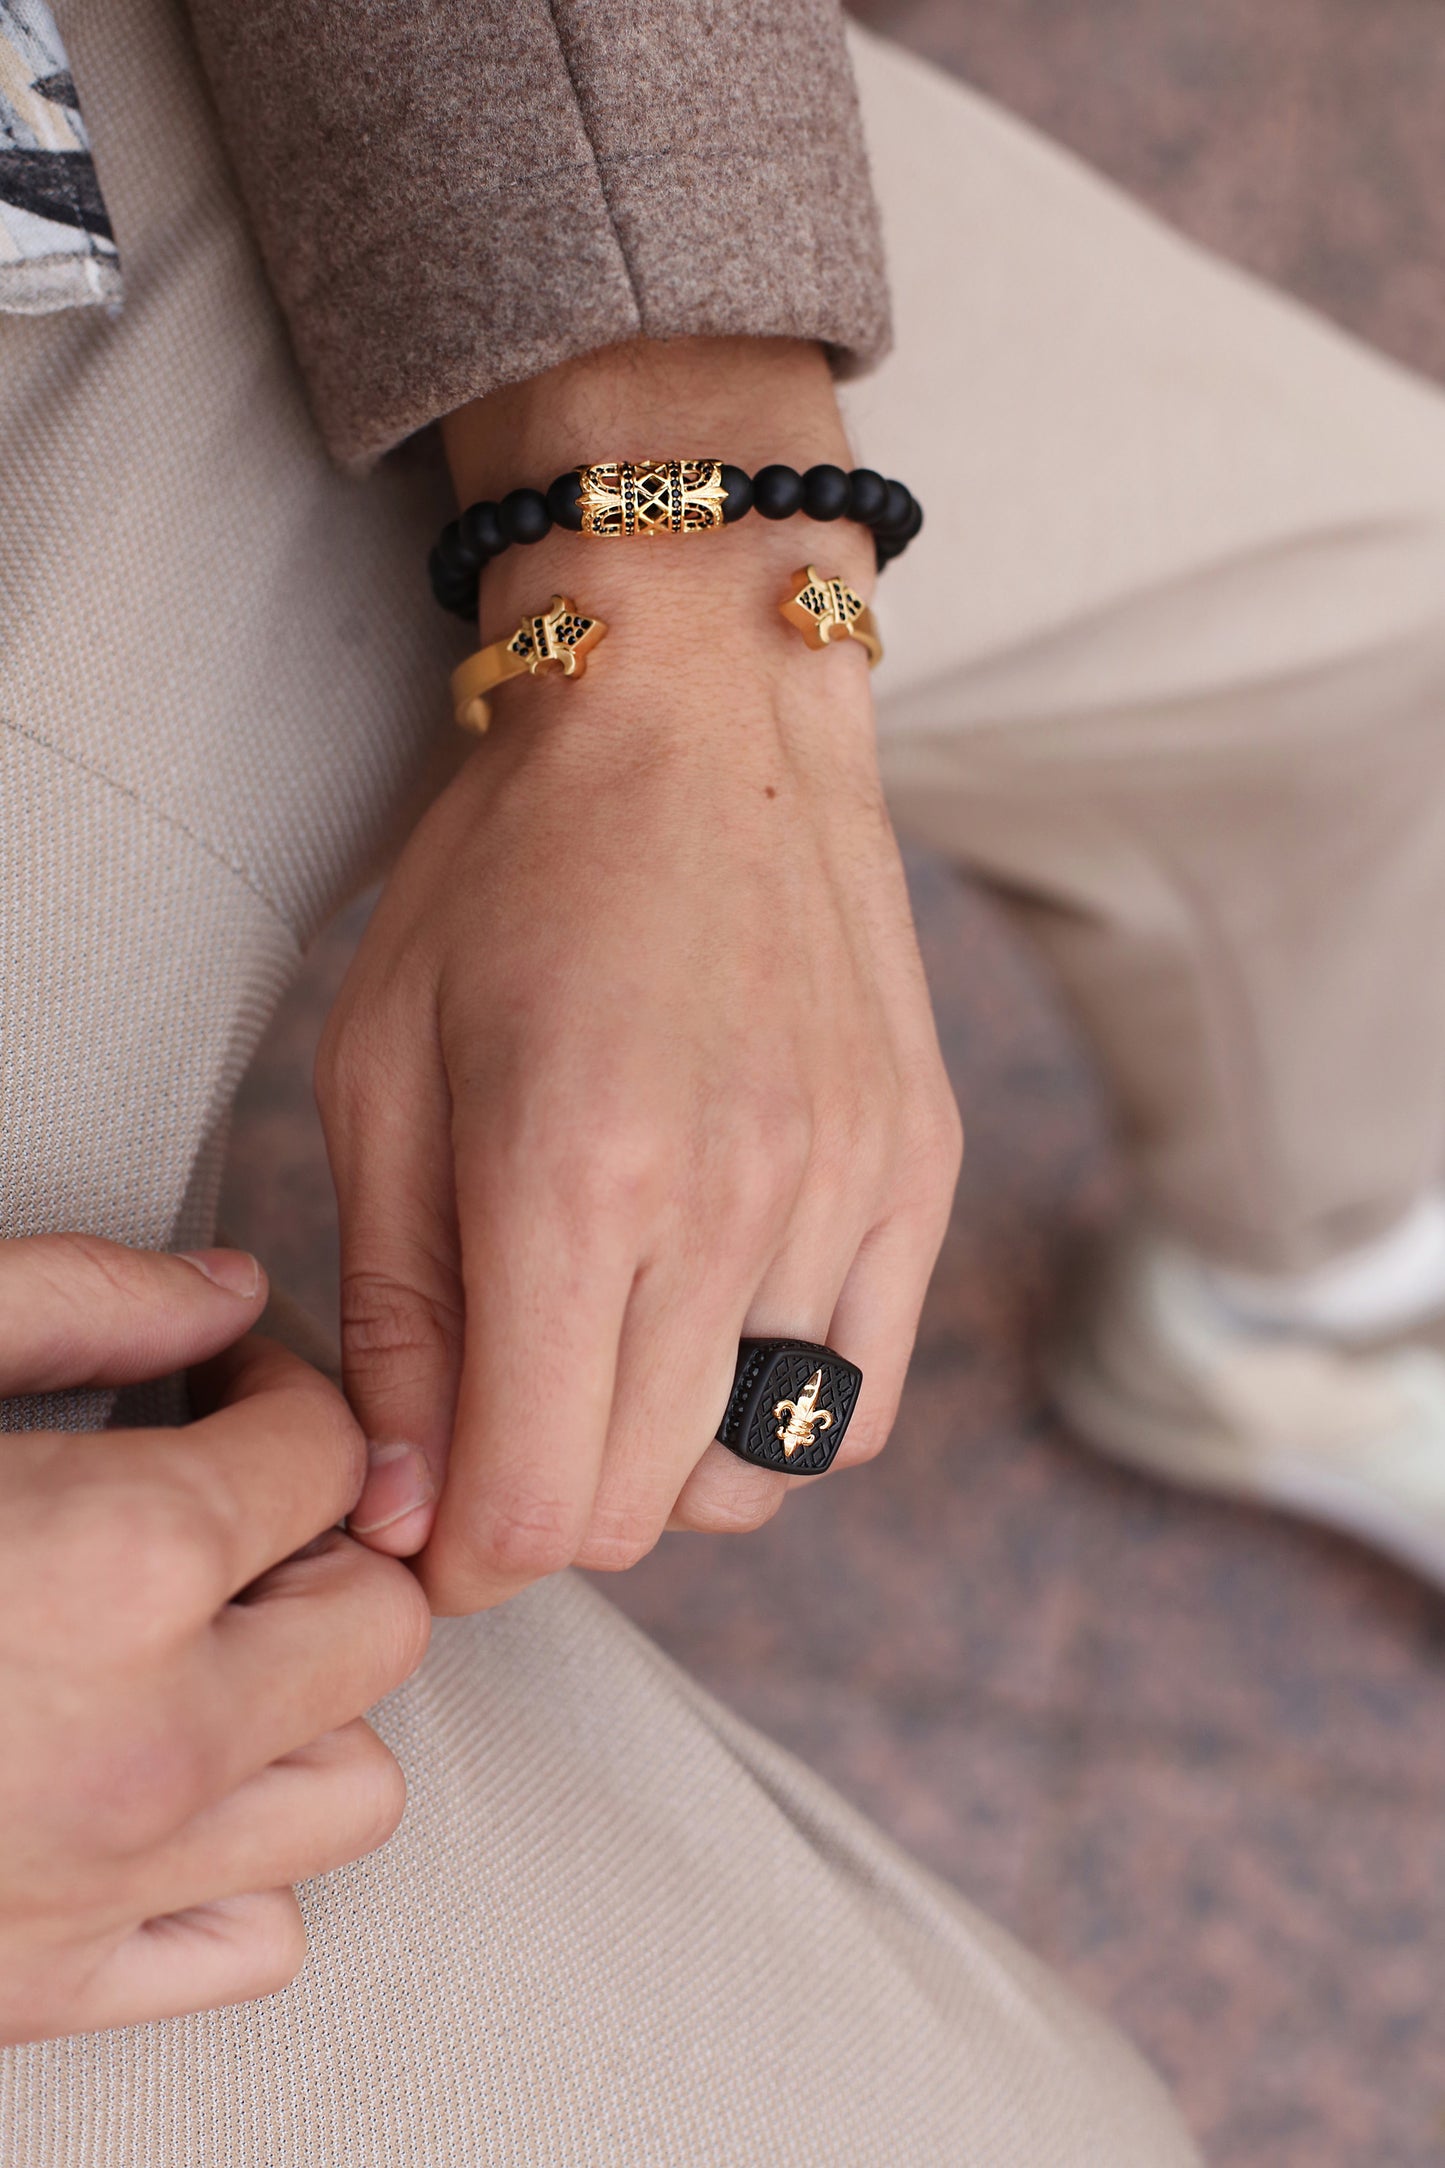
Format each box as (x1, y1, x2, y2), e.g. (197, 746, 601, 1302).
(222, 10, 1445, 2161)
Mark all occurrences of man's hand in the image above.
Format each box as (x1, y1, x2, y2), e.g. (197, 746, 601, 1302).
(0, 1236, 431, 2046)
(320, 338, 963, 1612)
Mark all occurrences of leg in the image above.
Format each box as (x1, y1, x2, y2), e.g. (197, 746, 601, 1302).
(0, 4, 1196, 2160)
(849, 26, 1445, 1275)
(849, 25, 1445, 1574)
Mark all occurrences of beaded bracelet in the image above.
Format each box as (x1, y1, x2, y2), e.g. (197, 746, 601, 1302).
(428, 458, 924, 623)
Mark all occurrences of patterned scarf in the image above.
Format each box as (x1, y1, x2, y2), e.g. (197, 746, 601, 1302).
(0, 0, 119, 312)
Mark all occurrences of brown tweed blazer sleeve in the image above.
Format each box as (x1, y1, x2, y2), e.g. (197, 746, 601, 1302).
(182, 0, 891, 468)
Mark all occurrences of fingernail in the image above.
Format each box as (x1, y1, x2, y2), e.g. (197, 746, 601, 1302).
(176, 1248, 263, 1299)
(350, 1442, 436, 1536)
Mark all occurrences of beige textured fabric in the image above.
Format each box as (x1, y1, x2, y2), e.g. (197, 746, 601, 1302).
(0, 1580, 1193, 2164)
(0, 5, 1196, 2163)
(849, 33, 1445, 1275)
(176, 0, 891, 466)
(1, 0, 457, 1269)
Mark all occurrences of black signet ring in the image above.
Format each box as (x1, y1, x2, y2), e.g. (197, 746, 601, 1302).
(716, 1340, 863, 1476)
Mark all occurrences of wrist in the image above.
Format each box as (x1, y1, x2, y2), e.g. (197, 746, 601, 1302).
(439, 335, 881, 766)
(441, 335, 854, 508)
(443, 333, 875, 628)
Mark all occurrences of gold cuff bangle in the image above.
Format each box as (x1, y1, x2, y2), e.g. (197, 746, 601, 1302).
(779, 566, 883, 668)
(451, 596, 608, 734)
(449, 567, 877, 739)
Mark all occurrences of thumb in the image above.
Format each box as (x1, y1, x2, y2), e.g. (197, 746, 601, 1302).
(0, 1233, 267, 1397)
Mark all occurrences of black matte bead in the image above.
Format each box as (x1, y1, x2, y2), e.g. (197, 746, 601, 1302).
(752, 463, 804, 520)
(500, 487, 552, 546)
(846, 467, 888, 526)
(896, 499, 925, 547)
(546, 471, 585, 531)
(430, 556, 475, 602)
(432, 518, 471, 570)
(874, 534, 903, 570)
(802, 463, 850, 521)
(428, 542, 463, 592)
(458, 499, 505, 558)
(877, 479, 914, 536)
(429, 551, 480, 618)
(719, 464, 754, 522)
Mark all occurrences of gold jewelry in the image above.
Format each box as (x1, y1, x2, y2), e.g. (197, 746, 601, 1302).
(779, 566, 883, 667)
(773, 1369, 835, 1460)
(578, 459, 728, 539)
(450, 596, 608, 734)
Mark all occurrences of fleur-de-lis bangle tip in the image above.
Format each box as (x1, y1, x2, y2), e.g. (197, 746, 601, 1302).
(451, 594, 607, 734)
(451, 566, 880, 735)
(780, 565, 883, 667)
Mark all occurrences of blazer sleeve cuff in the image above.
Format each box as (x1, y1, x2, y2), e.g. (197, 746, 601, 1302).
(183, 0, 892, 469)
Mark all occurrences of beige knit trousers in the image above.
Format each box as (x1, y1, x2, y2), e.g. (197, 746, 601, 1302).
(6, 0, 1442, 2159)
(854, 35, 1445, 1278)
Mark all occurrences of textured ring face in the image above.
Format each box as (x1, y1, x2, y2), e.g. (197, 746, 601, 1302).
(717, 1340, 863, 1476)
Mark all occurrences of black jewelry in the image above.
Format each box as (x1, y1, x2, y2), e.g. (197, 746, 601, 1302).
(716, 1339, 863, 1477)
(429, 459, 924, 622)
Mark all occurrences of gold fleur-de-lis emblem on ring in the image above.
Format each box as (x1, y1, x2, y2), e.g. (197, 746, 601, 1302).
(773, 1369, 835, 1460)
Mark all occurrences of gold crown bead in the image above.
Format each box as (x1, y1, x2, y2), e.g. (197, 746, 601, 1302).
(577, 459, 729, 539)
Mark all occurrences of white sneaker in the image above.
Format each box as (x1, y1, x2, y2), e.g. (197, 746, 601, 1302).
(1047, 1221, 1445, 1587)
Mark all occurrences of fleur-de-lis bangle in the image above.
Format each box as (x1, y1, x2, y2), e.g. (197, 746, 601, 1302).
(450, 595, 608, 734)
(779, 566, 883, 667)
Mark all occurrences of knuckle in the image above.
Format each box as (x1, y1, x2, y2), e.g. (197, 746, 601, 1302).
(836, 1392, 900, 1468)
(54, 1477, 219, 1649)
(312, 1016, 345, 1109)
(470, 1491, 583, 1582)
(86, 1720, 213, 1854)
(917, 1088, 965, 1180)
(893, 1091, 964, 1221)
(25, 1233, 153, 1377)
(558, 1125, 666, 1225)
(240, 1896, 309, 2000)
(760, 1092, 815, 1176)
(575, 1508, 660, 1575)
(729, 1103, 813, 1218)
(370, 1563, 433, 1686)
(313, 1009, 371, 1118)
(36, 1229, 133, 1298)
(342, 1729, 409, 1857)
(688, 1488, 781, 1535)
(316, 999, 421, 1132)
(297, 1380, 369, 1497)
(839, 1418, 890, 1467)
(812, 1097, 883, 1189)
(341, 1269, 462, 1378)
(703, 1094, 812, 1238)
